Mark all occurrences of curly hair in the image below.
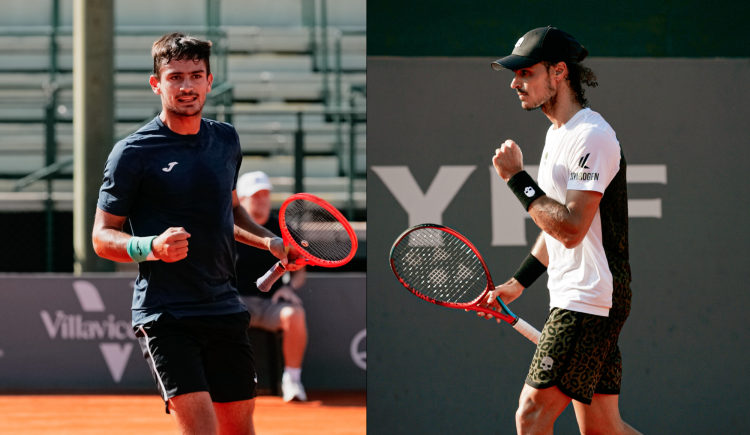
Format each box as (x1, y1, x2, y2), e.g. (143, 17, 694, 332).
(151, 33, 212, 79)
(544, 61, 598, 108)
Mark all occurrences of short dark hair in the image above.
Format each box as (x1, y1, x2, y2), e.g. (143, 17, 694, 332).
(544, 61, 598, 108)
(151, 33, 212, 79)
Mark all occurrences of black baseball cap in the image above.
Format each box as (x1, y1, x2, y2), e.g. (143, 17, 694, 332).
(491, 26, 588, 71)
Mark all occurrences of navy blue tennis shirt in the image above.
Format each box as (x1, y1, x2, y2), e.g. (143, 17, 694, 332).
(98, 116, 248, 326)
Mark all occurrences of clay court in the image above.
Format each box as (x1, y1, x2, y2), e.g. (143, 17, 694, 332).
(0, 392, 366, 435)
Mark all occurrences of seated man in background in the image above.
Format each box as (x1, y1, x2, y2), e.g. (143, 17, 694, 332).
(235, 171, 309, 402)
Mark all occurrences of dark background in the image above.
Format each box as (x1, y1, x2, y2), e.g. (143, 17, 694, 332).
(368, 0, 750, 57)
(0, 211, 366, 273)
(365, 11, 750, 432)
(0, 212, 74, 272)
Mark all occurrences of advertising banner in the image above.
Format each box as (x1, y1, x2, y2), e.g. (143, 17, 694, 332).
(0, 273, 365, 392)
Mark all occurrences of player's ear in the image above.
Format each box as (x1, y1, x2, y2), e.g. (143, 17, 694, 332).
(557, 62, 568, 79)
(554, 62, 563, 75)
(206, 73, 213, 93)
(550, 62, 567, 84)
(149, 75, 161, 95)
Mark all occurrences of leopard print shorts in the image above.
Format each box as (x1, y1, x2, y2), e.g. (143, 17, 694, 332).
(525, 307, 629, 405)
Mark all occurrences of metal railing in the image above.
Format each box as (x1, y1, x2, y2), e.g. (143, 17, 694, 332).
(202, 105, 366, 219)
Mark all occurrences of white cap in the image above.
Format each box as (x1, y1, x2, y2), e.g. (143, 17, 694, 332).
(237, 171, 273, 198)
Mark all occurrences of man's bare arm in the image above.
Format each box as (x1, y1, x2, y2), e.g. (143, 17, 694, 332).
(505, 231, 548, 288)
(498, 233, 546, 298)
(493, 140, 603, 248)
(92, 208, 133, 262)
(479, 232, 549, 319)
(528, 189, 602, 249)
(231, 190, 278, 248)
(231, 190, 301, 270)
(530, 231, 548, 266)
(92, 208, 190, 263)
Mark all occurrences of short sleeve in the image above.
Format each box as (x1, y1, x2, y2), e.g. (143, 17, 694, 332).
(566, 128, 620, 194)
(231, 128, 242, 191)
(97, 141, 143, 217)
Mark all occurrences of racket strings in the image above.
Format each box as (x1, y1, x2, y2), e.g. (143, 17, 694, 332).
(392, 228, 487, 304)
(284, 200, 353, 261)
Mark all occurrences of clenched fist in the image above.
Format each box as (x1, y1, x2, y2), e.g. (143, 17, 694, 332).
(492, 140, 524, 182)
(152, 227, 191, 263)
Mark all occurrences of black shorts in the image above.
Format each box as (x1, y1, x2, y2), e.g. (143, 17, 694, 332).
(525, 307, 629, 405)
(135, 311, 257, 413)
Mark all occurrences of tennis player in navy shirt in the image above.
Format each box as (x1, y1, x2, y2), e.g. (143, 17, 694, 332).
(92, 33, 300, 435)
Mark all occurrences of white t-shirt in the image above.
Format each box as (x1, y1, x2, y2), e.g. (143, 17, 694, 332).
(536, 108, 621, 317)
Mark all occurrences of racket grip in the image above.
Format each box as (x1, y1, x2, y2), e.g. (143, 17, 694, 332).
(513, 318, 542, 345)
(256, 262, 286, 292)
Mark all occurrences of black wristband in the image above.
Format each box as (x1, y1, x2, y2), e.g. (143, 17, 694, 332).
(507, 170, 545, 211)
(513, 253, 547, 288)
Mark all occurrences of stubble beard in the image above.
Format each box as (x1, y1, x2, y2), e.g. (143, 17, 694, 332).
(163, 94, 205, 118)
(522, 74, 557, 113)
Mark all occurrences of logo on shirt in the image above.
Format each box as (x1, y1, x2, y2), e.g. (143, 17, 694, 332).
(570, 172, 600, 181)
(162, 162, 178, 172)
(578, 153, 591, 169)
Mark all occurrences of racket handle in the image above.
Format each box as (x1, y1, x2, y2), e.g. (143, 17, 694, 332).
(513, 318, 541, 345)
(256, 262, 286, 292)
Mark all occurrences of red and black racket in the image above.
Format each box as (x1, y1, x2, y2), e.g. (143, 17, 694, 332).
(256, 193, 358, 292)
(389, 224, 541, 344)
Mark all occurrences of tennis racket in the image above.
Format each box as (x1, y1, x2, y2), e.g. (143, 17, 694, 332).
(389, 224, 541, 344)
(256, 193, 358, 292)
